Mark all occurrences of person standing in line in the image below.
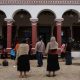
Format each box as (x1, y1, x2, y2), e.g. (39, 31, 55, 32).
(35, 36, 45, 67)
(65, 38, 72, 65)
(16, 39, 30, 78)
(45, 36, 60, 77)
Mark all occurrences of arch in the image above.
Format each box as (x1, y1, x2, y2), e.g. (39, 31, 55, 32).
(62, 9, 79, 25)
(0, 10, 7, 48)
(12, 9, 32, 46)
(37, 9, 56, 26)
(12, 9, 31, 18)
(0, 10, 6, 25)
(0, 10, 6, 19)
(62, 9, 79, 18)
(12, 9, 32, 27)
(37, 9, 56, 18)
(61, 9, 80, 45)
(37, 9, 56, 45)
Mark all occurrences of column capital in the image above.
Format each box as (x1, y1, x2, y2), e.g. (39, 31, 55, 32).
(5, 18, 14, 25)
(30, 18, 38, 22)
(55, 18, 64, 22)
(30, 18, 38, 25)
(55, 18, 64, 26)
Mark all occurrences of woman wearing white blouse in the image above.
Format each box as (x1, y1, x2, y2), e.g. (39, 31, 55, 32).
(45, 36, 60, 77)
(16, 39, 30, 78)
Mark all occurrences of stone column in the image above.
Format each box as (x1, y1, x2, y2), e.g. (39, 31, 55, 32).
(5, 18, 14, 50)
(55, 18, 63, 48)
(30, 18, 38, 48)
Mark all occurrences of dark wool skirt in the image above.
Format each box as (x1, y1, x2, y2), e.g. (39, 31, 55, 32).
(17, 54, 30, 71)
(47, 54, 60, 71)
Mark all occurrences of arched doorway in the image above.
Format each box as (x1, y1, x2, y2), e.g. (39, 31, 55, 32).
(62, 9, 79, 43)
(13, 9, 31, 46)
(0, 10, 6, 48)
(37, 10, 56, 45)
(62, 9, 79, 50)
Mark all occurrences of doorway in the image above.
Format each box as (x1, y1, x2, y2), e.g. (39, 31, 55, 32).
(38, 26, 51, 46)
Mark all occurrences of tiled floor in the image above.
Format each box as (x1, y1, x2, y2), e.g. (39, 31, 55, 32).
(0, 58, 80, 80)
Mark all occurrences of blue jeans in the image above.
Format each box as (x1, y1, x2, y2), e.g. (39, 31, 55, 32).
(65, 51, 72, 65)
(36, 52, 43, 66)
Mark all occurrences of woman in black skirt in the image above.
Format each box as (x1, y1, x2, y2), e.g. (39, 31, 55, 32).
(45, 36, 60, 77)
(16, 39, 30, 78)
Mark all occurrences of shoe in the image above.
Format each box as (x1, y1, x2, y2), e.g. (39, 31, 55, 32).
(46, 74, 51, 77)
(37, 65, 42, 67)
(53, 74, 56, 77)
(37, 65, 40, 67)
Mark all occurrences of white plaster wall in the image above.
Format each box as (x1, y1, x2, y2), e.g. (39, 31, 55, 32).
(0, 5, 80, 19)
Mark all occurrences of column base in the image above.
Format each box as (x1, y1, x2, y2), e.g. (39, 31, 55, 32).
(6, 48, 11, 58)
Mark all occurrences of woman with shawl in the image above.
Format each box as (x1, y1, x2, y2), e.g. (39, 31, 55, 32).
(45, 36, 60, 77)
(16, 39, 30, 78)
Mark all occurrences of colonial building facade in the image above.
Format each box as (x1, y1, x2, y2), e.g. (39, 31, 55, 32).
(0, 0, 80, 50)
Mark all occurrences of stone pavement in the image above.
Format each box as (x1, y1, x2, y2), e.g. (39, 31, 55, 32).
(0, 58, 80, 80)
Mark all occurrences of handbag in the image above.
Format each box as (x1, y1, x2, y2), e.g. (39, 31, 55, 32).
(2, 59, 8, 66)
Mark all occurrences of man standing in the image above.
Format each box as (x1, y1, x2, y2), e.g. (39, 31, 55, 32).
(65, 38, 72, 65)
(35, 36, 45, 67)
